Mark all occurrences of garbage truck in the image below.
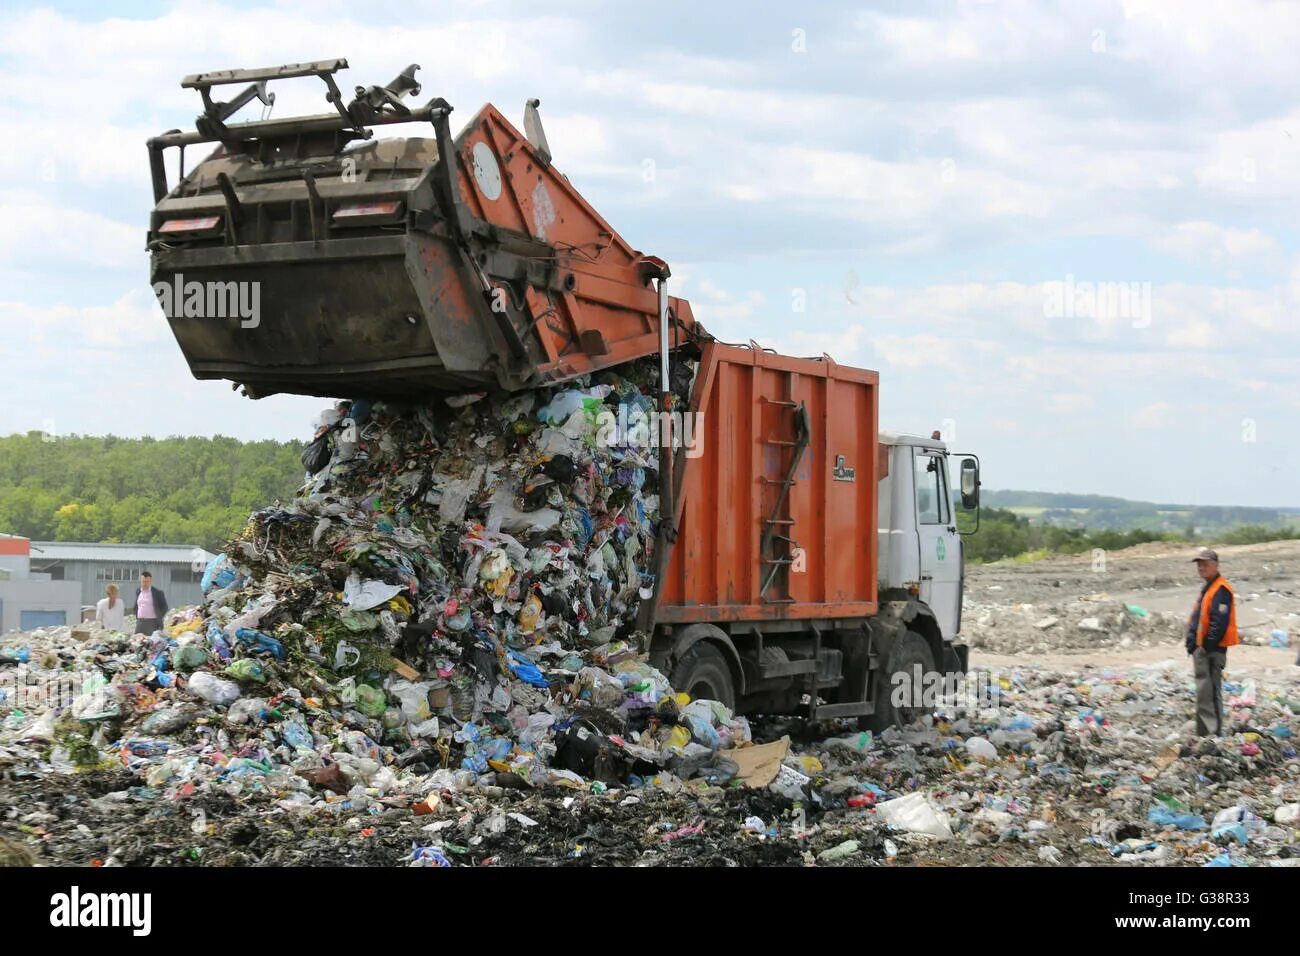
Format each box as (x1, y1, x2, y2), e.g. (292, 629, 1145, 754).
(146, 59, 981, 729)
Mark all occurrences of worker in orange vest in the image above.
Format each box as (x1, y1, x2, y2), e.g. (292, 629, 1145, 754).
(1185, 547, 1238, 736)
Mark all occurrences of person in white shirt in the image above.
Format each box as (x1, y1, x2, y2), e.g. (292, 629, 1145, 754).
(96, 583, 126, 631)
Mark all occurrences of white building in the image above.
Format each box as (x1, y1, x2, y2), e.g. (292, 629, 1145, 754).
(28, 541, 216, 615)
(0, 534, 84, 633)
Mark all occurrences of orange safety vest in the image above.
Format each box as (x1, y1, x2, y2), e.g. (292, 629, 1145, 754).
(1194, 576, 1239, 649)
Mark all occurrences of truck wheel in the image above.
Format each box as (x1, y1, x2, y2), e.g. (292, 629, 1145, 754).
(670, 642, 736, 710)
(860, 630, 936, 732)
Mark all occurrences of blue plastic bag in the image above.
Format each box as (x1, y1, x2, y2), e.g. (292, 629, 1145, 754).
(234, 627, 286, 661)
(206, 621, 233, 662)
(201, 553, 237, 594)
(410, 845, 451, 867)
(1213, 824, 1250, 844)
(281, 719, 314, 750)
(507, 649, 548, 688)
(1148, 807, 1207, 830)
(685, 714, 721, 748)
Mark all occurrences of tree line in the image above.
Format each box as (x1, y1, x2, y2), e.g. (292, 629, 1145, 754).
(3, 431, 1294, 561)
(961, 507, 1299, 564)
(0, 432, 304, 552)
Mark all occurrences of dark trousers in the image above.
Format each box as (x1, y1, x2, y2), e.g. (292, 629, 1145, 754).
(135, 617, 162, 635)
(1192, 647, 1227, 736)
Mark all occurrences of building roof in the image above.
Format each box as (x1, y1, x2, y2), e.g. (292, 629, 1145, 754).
(29, 542, 215, 565)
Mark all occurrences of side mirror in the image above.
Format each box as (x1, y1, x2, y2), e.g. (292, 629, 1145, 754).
(960, 457, 980, 509)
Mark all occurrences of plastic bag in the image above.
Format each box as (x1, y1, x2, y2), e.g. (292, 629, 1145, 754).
(280, 719, 314, 750)
(301, 432, 333, 474)
(201, 553, 237, 594)
(507, 649, 548, 688)
(965, 737, 997, 761)
(187, 672, 241, 706)
(225, 659, 268, 684)
(227, 698, 269, 725)
(343, 573, 406, 610)
(875, 793, 954, 839)
(1148, 807, 1207, 830)
(234, 627, 286, 660)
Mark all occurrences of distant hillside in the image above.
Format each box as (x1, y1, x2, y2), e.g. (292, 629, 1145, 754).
(983, 489, 1300, 535)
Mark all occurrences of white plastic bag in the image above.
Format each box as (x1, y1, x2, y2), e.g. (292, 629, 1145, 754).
(876, 792, 954, 839)
(343, 573, 405, 610)
(187, 672, 241, 706)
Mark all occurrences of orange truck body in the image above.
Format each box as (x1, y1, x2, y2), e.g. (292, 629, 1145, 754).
(657, 342, 879, 626)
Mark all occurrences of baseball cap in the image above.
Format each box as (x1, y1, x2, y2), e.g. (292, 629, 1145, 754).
(1192, 547, 1219, 563)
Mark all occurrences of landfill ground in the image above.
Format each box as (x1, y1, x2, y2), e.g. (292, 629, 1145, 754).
(2, 539, 1297, 868)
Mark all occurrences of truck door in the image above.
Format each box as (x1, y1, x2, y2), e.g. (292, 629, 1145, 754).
(913, 449, 960, 639)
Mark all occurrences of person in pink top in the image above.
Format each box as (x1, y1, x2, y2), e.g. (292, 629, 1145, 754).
(133, 570, 169, 635)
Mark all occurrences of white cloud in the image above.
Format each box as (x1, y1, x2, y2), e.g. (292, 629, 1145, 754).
(1046, 393, 1095, 414)
(0, 192, 141, 271)
(0, 291, 323, 440)
(1154, 221, 1284, 274)
(0, 290, 164, 353)
(1133, 400, 1173, 428)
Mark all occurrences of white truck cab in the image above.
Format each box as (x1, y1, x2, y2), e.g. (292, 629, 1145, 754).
(878, 431, 980, 643)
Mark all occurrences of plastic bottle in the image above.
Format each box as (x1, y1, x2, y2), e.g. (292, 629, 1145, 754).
(449, 674, 476, 721)
(206, 622, 233, 662)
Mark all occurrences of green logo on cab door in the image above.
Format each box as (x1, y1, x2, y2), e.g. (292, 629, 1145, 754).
(936, 538, 946, 561)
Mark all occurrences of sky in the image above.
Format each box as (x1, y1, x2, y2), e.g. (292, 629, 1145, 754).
(0, 0, 1297, 507)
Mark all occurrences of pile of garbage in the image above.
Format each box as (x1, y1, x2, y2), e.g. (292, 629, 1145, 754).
(962, 598, 1186, 654)
(3, 362, 1299, 865)
(4, 630, 1298, 866)
(2, 359, 780, 810)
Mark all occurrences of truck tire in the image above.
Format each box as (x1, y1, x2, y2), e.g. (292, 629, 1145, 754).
(670, 642, 736, 710)
(861, 630, 936, 732)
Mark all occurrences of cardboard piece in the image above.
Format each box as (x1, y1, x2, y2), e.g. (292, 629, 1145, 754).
(730, 735, 791, 788)
(390, 659, 420, 681)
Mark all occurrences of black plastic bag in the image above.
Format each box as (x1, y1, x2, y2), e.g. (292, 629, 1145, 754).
(301, 432, 333, 474)
(554, 721, 628, 784)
